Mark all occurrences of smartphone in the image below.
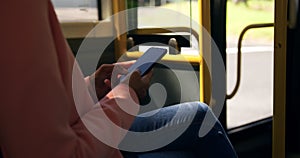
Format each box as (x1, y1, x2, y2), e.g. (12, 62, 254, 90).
(120, 47, 167, 83)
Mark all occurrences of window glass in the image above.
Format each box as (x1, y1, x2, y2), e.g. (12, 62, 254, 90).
(226, 0, 274, 128)
(51, 0, 98, 22)
(136, 0, 199, 29)
(127, 0, 200, 55)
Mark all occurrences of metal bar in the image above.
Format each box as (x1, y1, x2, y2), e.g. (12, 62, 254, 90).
(273, 0, 288, 157)
(226, 23, 274, 99)
(97, 0, 102, 20)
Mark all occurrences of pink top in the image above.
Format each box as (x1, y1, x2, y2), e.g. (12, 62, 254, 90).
(0, 0, 139, 157)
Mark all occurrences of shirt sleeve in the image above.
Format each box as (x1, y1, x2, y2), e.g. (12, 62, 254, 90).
(0, 0, 139, 157)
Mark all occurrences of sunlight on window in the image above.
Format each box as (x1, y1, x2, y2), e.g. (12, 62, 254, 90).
(51, 0, 98, 22)
(226, 0, 274, 128)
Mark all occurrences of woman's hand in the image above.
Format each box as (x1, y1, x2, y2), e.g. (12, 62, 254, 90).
(91, 61, 136, 100)
(122, 70, 153, 100)
(92, 60, 152, 101)
(92, 64, 127, 100)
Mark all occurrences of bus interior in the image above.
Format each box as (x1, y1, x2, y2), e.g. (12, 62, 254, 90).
(2, 0, 300, 157)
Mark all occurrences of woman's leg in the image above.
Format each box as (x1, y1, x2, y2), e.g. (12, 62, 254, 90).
(120, 102, 237, 158)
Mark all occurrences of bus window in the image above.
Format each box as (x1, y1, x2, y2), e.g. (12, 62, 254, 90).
(50, 0, 115, 39)
(226, 0, 274, 129)
(51, 0, 99, 22)
(126, 0, 201, 56)
(134, 0, 199, 29)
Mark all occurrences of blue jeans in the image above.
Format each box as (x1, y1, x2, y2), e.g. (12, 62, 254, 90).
(120, 102, 237, 158)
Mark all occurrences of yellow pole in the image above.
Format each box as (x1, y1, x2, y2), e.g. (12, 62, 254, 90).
(112, 0, 127, 60)
(198, 0, 211, 104)
(273, 0, 287, 157)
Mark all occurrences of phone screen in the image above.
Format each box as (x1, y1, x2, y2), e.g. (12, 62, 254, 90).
(120, 47, 167, 82)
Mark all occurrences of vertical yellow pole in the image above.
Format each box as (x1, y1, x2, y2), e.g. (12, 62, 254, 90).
(112, 0, 127, 60)
(273, 0, 287, 157)
(198, 0, 211, 104)
(198, 0, 204, 102)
